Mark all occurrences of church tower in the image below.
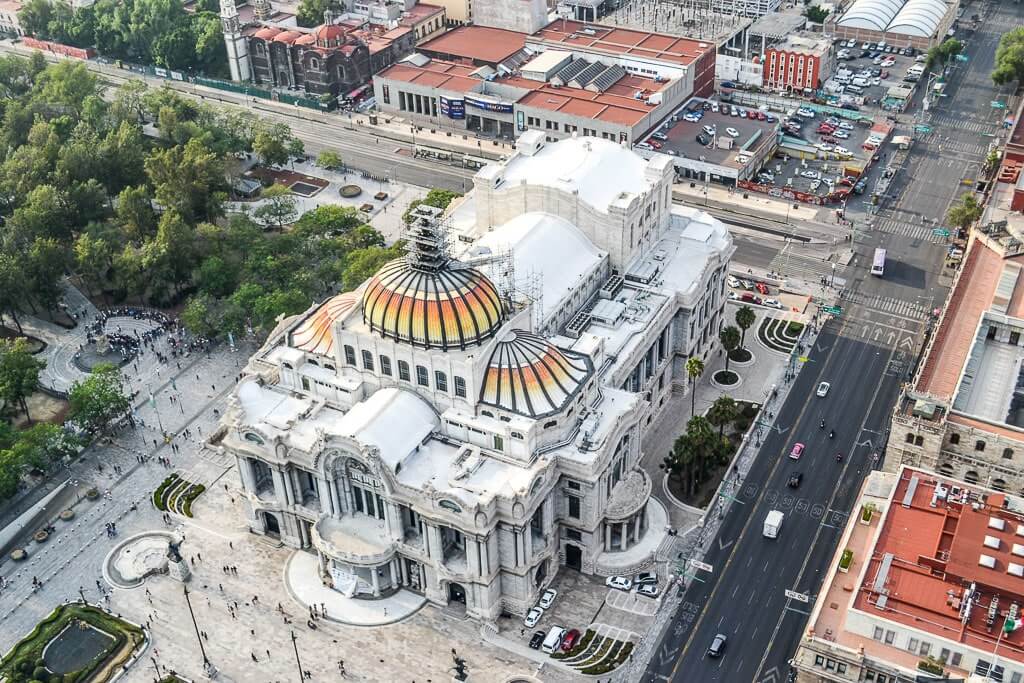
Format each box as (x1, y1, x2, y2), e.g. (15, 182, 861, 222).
(220, 0, 252, 82)
(253, 0, 272, 21)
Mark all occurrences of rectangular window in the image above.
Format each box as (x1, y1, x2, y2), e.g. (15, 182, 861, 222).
(416, 365, 429, 387)
(873, 626, 884, 641)
(567, 495, 580, 519)
(814, 655, 824, 666)
(398, 360, 410, 381)
(919, 642, 930, 656)
(361, 350, 374, 371)
(567, 480, 581, 490)
(301, 377, 310, 391)
(435, 371, 448, 392)
(382, 84, 390, 105)
(493, 434, 504, 451)
(907, 638, 919, 653)
(837, 663, 847, 674)
(951, 652, 962, 666)
(380, 356, 392, 376)
(353, 485, 365, 513)
(454, 376, 467, 398)
(344, 345, 356, 366)
(565, 528, 581, 541)
(884, 630, 895, 645)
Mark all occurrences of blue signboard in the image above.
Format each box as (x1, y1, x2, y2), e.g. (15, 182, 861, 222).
(440, 96, 465, 119)
(464, 96, 513, 113)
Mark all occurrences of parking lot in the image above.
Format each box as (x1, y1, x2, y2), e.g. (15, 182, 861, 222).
(640, 98, 779, 180)
(831, 39, 923, 109)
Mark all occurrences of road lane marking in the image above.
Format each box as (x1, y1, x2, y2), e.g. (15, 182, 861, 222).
(665, 325, 852, 680)
(751, 338, 901, 681)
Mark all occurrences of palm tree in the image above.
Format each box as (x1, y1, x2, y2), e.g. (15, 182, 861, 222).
(707, 395, 739, 438)
(946, 192, 983, 232)
(720, 326, 741, 374)
(686, 356, 705, 417)
(735, 305, 756, 351)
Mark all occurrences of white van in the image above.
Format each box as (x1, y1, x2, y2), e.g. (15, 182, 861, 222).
(852, 76, 870, 87)
(846, 84, 864, 94)
(542, 626, 566, 653)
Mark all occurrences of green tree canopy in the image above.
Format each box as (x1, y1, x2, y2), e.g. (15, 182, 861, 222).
(0, 338, 46, 423)
(993, 27, 1024, 85)
(946, 192, 983, 231)
(68, 363, 131, 433)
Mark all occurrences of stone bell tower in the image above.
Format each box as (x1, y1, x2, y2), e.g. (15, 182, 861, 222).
(220, 0, 252, 82)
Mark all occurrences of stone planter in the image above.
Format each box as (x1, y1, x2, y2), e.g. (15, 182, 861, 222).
(85, 488, 100, 501)
(339, 184, 362, 198)
(838, 549, 853, 573)
(33, 530, 49, 543)
(59, 509, 75, 521)
(10, 548, 27, 561)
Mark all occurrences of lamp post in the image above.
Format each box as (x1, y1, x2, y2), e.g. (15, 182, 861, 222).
(182, 585, 210, 668)
(290, 630, 304, 681)
(78, 586, 86, 604)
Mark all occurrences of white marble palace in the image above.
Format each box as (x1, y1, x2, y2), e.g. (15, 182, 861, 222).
(219, 130, 734, 621)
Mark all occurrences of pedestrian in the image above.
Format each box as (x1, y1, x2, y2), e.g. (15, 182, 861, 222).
(266, 649, 271, 660)
(218, 584, 223, 592)
(251, 652, 258, 662)
(197, 553, 202, 562)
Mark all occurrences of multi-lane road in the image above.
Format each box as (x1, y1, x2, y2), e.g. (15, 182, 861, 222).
(645, 1, 1015, 680)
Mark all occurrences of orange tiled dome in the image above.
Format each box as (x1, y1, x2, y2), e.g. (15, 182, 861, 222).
(480, 330, 591, 417)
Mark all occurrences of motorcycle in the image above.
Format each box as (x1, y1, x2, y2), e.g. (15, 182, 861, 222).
(829, 430, 834, 439)
(836, 453, 843, 462)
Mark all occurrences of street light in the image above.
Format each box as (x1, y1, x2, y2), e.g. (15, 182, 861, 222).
(290, 631, 304, 681)
(182, 585, 212, 669)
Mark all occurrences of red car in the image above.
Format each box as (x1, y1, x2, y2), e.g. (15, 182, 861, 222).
(817, 125, 835, 134)
(649, 140, 662, 150)
(755, 282, 769, 295)
(756, 111, 766, 120)
(562, 629, 581, 651)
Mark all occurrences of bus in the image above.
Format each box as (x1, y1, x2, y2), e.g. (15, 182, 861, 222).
(871, 248, 886, 276)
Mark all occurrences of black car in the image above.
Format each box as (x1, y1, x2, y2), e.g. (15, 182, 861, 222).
(529, 631, 545, 649)
(788, 472, 803, 488)
(697, 133, 711, 145)
(871, 68, 882, 76)
(860, 49, 871, 58)
(702, 101, 712, 110)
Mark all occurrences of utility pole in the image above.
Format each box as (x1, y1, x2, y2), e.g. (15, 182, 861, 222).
(182, 585, 211, 669)
(291, 631, 304, 681)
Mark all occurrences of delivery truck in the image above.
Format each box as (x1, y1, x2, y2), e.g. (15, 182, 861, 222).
(763, 510, 784, 538)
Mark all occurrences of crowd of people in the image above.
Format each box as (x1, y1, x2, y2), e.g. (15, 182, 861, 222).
(77, 307, 212, 363)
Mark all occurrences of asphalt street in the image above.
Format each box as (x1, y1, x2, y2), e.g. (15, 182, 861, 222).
(646, 2, 1014, 680)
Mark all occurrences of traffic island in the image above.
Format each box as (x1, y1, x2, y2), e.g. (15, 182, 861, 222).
(0, 603, 145, 682)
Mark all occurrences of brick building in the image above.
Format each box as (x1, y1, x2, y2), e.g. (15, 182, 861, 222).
(763, 34, 833, 93)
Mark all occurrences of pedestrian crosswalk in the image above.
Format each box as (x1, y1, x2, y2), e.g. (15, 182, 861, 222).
(872, 218, 949, 244)
(767, 251, 843, 284)
(929, 114, 996, 134)
(840, 290, 929, 319)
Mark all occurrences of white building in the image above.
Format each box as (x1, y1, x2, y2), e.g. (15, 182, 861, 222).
(218, 131, 734, 622)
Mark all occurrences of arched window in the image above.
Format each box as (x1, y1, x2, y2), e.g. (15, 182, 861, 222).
(344, 345, 356, 366)
(975, 440, 986, 452)
(439, 499, 462, 513)
(416, 365, 429, 387)
(310, 57, 320, 70)
(905, 433, 915, 444)
(435, 371, 448, 392)
(993, 478, 1007, 492)
(949, 433, 960, 445)
(244, 432, 264, 445)
(937, 462, 955, 476)
(454, 376, 467, 398)
(380, 356, 392, 376)
(914, 436, 924, 447)
(398, 360, 410, 381)
(361, 350, 374, 371)
(1003, 448, 1014, 460)
(964, 470, 980, 484)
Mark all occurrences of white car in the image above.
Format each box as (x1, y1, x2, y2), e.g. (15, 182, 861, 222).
(817, 381, 831, 397)
(764, 298, 783, 309)
(524, 607, 543, 628)
(839, 122, 854, 130)
(725, 127, 740, 138)
(728, 291, 741, 301)
(606, 576, 633, 592)
(810, 179, 822, 191)
(871, 77, 882, 86)
(800, 170, 820, 179)
(711, 102, 720, 112)
(703, 124, 717, 136)
(816, 143, 834, 152)
(797, 108, 815, 118)
(833, 130, 850, 139)
(637, 583, 660, 598)
(834, 145, 851, 155)
(727, 275, 741, 288)
(539, 589, 557, 609)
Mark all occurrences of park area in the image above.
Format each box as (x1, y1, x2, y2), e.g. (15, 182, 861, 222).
(0, 603, 145, 682)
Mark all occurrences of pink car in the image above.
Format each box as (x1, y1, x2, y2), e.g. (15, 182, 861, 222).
(789, 443, 805, 460)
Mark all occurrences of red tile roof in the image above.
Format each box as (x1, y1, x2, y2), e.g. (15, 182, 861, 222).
(419, 25, 528, 64)
(853, 469, 1024, 664)
(531, 20, 713, 67)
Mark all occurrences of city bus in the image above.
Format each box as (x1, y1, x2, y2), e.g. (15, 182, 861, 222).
(871, 248, 886, 276)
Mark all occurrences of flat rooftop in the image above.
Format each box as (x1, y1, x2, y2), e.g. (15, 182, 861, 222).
(650, 100, 778, 170)
(952, 315, 1024, 426)
(532, 20, 713, 68)
(418, 25, 528, 65)
(856, 471, 1024, 664)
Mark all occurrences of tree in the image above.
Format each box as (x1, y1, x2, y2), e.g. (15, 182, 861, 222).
(10, 423, 79, 471)
(686, 356, 704, 417)
(31, 60, 98, 116)
(706, 395, 738, 438)
(0, 338, 46, 424)
(252, 124, 292, 167)
(735, 305, 756, 350)
(342, 244, 403, 290)
(253, 288, 309, 330)
(403, 188, 462, 223)
(946, 192, 983, 231)
(196, 256, 237, 297)
(115, 185, 157, 241)
(0, 254, 27, 332)
(142, 210, 197, 296)
(293, 204, 361, 238)
(74, 233, 113, 297)
(316, 150, 343, 170)
(993, 27, 1024, 85)
(144, 138, 225, 222)
(295, 0, 341, 27)
(805, 5, 828, 22)
(26, 237, 70, 314)
(926, 38, 963, 70)
(253, 184, 299, 230)
(181, 294, 220, 338)
(68, 362, 130, 434)
(719, 325, 741, 374)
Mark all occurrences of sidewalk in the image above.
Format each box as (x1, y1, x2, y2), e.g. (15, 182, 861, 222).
(674, 181, 823, 223)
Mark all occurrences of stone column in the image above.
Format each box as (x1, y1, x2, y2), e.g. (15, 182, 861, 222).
(341, 477, 355, 512)
(523, 528, 533, 565)
(317, 476, 332, 515)
(633, 514, 642, 543)
(619, 522, 628, 551)
(271, 467, 290, 507)
(386, 502, 403, 540)
(238, 456, 257, 493)
(371, 566, 380, 596)
(400, 558, 409, 586)
(604, 522, 612, 552)
(468, 538, 480, 577)
(389, 560, 398, 589)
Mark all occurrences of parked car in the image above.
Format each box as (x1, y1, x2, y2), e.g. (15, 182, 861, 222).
(787, 472, 803, 488)
(815, 143, 834, 152)
(834, 131, 850, 140)
(637, 583, 660, 598)
(728, 291, 741, 301)
(725, 127, 740, 138)
(727, 275, 741, 288)
(524, 607, 543, 628)
(710, 102, 720, 112)
(817, 381, 831, 397)
(651, 131, 668, 141)
(835, 145, 851, 155)
(696, 134, 710, 145)
(561, 629, 581, 652)
(529, 631, 546, 649)
(606, 576, 633, 592)
(539, 589, 557, 609)
(800, 169, 820, 179)
(810, 179, 822, 191)
(789, 442, 805, 460)
(708, 634, 728, 658)
(636, 572, 658, 585)
(702, 124, 716, 136)
(755, 282, 769, 295)
(763, 298, 783, 309)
